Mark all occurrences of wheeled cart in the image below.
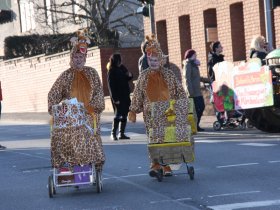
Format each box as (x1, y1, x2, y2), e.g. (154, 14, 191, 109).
(48, 164, 103, 198)
(147, 141, 195, 182)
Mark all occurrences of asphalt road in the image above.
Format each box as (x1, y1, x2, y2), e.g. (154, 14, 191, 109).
(0, 118, 280, 210)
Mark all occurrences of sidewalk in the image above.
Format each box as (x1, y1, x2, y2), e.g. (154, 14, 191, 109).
(0, 111, 216, 129)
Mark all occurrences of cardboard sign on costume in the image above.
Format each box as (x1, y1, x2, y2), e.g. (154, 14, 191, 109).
(212, 59, 273, 111)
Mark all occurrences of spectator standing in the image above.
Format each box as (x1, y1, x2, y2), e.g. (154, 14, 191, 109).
(107, 53, 133, 140)
(249, 35, 269, 65)
(184, 49, 205, 131)
(138, 40, 149, 73)
(207, 41, 224, 82)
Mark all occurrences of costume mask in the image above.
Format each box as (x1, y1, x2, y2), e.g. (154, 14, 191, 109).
(71, 53, 86, 70)
(145, 34, 168, 69)
(147, 55, 160, 69)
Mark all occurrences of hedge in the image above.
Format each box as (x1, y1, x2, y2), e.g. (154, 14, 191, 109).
(4, 29, 119, 60)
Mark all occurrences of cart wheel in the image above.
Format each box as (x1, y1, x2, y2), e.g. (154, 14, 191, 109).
(213, 121, 222, 131)
(156, 169, 163, 182)
(96, 170, 103, 193)
(48, 175, 55, 198)
(188, 166, 195, 180)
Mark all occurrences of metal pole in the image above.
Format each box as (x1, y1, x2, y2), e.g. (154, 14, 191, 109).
(264, 0, 273, 49)
(149, 4, 155, 34)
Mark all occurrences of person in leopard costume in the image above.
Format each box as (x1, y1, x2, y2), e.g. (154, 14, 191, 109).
(128, 34, 189, 177)
(48, 29, 105, 171)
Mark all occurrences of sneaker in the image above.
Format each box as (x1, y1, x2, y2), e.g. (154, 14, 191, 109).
(149, 163, 161, 177)
(163, 165, 172, 176)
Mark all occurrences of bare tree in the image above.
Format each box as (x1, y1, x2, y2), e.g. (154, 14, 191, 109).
(33, 0, 144, 47)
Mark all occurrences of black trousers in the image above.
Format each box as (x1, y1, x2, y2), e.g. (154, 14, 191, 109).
(193, 96, 205, 126)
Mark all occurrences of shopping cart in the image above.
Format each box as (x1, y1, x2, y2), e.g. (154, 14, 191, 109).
(147, 140, 195, 182)
(48, 164, 102, 198)
(48, 99, 103, 198)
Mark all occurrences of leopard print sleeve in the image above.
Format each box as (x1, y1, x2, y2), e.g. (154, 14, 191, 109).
(174, 72, 188, 99)
(88, 68, 105, 114)
(48, 71, 68, 114)
(130, 74, 145, 114)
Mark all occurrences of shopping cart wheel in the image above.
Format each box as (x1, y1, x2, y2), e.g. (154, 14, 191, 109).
(156, 169, 163, 182)
(213, 121, 222, 131)
(96, 170, 103, 193)
(187, 166, 195, 180)
(48, 175, 55, 198)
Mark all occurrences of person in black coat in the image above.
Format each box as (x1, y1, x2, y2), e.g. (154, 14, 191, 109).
(138, 40, 149, 73)
(207, 41, 224, 82)
(249, 35, 269, 65)
(107, 53, 133, 140)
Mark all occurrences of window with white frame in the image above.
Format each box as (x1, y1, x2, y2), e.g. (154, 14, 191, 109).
(19, 0, 36, 32)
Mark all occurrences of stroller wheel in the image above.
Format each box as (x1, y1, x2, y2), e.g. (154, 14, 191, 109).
(246, 120, 254, 129)
(213, 121, 222, 131)
(239, 121, 246, 130)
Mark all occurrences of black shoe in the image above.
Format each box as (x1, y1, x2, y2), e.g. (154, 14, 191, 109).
(118, 133, 130, 139)
(197, 127, 205, 132)
(110, 134, 118, 141)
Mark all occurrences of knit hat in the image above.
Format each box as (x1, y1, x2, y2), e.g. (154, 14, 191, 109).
(184, 49, 196, 59)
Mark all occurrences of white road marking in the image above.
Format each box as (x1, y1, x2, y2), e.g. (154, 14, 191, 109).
(150, 197, 192, 204)
(124, 132, 143, 137)
(11, 151, 50, 160)
(268, 160, 280, 163)
(208, 199, 280, 210)
(238, 143, 277, 147)
(100, 127, 111, 132)
(103, 173, 148, 180)
(208, 191, 260, 198)
(216, 163, 259, 168)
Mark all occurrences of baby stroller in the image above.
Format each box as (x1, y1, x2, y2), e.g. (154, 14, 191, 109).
(204, 82, 247, 131)
(48, 99, 103, 198)
(213, 109, 246, 131)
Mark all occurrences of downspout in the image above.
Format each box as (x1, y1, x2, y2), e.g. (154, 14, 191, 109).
(264, 0, 273, 49)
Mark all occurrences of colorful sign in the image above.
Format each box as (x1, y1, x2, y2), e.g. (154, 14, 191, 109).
(212, 58, 273, 111)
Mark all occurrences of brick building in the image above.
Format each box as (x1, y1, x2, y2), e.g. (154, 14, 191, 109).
(143, 0, 280, 78)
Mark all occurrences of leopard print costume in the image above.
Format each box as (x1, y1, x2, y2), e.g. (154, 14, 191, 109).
(130, 67, 189, 141)
(48, 66, 105, 169)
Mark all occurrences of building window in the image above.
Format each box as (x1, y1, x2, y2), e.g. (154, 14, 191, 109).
(178, 15, 192, 61)
(19, 0, 36, 32)
(203, 9, 217, 59)
(156, 20, 169, 55)
(45, 0, 52, 26)
(230, 2, 246, 61)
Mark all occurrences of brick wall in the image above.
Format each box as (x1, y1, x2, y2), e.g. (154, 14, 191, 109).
(143, 0, 280, 115)
(0, 47, 141, 113)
